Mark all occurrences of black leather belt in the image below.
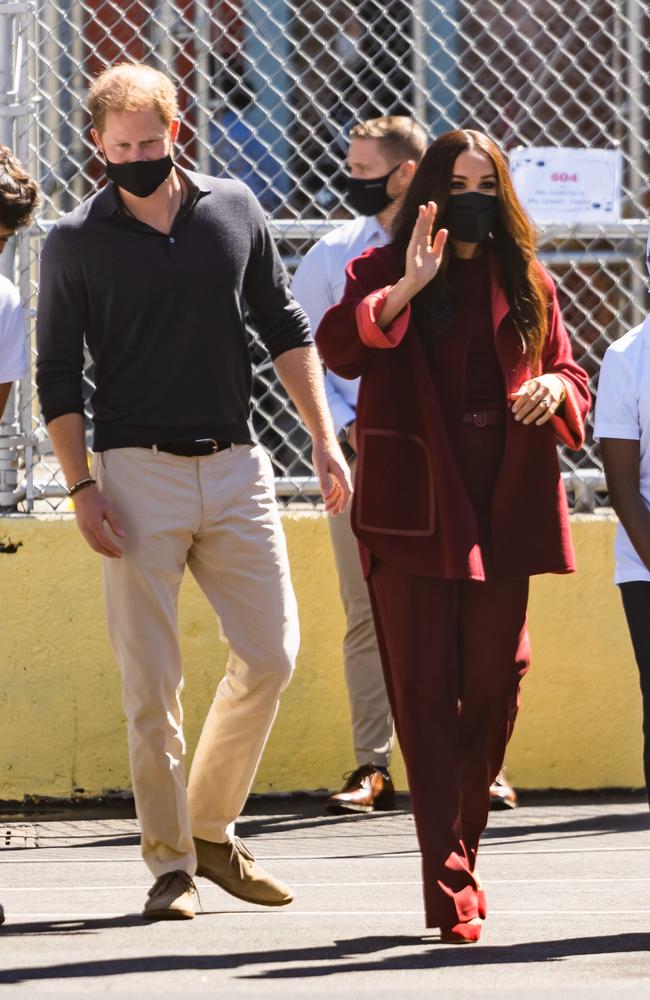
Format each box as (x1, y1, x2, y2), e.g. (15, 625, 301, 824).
(461, 409, 505, 428)
(149, 438, 233, 457)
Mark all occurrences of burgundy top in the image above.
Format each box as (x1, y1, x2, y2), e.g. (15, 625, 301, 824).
(451, 253, 505, 410)
(419, 252, 505, 420)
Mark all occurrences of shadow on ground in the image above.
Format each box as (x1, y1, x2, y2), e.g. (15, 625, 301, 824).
(0, 931, 648, 984)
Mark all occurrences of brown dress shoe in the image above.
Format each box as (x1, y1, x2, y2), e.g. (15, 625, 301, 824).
(326, 764, 396, 814)
(489, 769, 517, 810)
(142, 870, 196, 920)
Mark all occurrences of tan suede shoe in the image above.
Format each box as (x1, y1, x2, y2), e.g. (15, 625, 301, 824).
(195, 836, 293, 906)
(142, 870, 197, 920)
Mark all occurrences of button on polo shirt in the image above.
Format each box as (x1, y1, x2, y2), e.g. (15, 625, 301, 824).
(36, 169, 312, 452)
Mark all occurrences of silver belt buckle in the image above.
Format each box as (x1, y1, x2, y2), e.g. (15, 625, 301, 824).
(195, 437, 219, 453)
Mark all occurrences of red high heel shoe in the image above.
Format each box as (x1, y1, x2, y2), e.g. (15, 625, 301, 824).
(477, 887, 487, 920)
(440, 918, 482, 944)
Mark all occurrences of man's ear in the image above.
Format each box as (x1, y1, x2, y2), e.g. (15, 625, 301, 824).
(90, 127, 105, 158)
(391, 159, 417, 199)
(400, 160, 418, 186)
(169, 119, 181, 143)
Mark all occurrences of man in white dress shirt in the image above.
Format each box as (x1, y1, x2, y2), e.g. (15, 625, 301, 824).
(292, 117, 426, 812)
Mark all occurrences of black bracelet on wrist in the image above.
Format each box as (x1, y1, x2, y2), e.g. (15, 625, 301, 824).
(67, 477, 96, 498)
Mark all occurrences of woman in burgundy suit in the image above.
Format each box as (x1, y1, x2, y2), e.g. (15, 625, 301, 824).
(316, 131, 590, 944)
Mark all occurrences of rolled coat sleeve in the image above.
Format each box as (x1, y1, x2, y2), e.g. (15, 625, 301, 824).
(538, 271, 591, 449)
(36, 226, 87, 424)
(316, 248, 409, 379)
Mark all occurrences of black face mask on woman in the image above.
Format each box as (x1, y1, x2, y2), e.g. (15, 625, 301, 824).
(345, 163, 402, 216)
(443, 191, 499, 243)
(105, 154, 173, 199)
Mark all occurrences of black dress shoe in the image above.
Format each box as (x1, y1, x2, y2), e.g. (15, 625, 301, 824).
(489, 769, 517, 810)
(326, 763, 396, 814)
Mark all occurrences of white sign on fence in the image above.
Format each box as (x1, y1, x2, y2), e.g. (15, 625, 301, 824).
(509, 147, 622, 224)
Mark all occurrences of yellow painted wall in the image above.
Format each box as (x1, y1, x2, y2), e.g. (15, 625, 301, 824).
(0, 513, 643, 800)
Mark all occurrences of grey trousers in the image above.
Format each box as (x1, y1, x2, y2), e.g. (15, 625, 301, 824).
(327, 463, 393, 768)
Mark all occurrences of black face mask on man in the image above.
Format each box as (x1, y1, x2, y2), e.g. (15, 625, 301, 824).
(443, 191, 499, 243)
(105, 154, 173, 199)
(345, 163, 402, 217)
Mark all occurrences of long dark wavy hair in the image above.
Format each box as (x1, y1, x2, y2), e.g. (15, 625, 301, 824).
(391, 130, 548, 368)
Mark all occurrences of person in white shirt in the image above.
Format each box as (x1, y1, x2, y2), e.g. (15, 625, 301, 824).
(0, 146, 37, 422)
(0, 144, 39, 926)
(293, 117, 426, 812)
(0, 274, 27, 418)
(594, 234, 650, 808)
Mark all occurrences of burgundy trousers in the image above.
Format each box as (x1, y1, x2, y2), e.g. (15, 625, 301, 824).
(368, 564, 530, 927)
(367, 416, 533, 926)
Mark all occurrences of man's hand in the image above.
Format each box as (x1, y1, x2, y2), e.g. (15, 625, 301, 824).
(312, 437, 353, 515)
(72, 484, 126, 558)
(273, 346, 353, 513)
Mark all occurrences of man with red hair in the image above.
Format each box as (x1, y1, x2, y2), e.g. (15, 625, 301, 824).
(36, 63, 350, 921)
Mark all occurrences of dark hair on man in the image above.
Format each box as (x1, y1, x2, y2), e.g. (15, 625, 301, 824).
(349, 117, 428, 166)
(0, 145, 39, 231)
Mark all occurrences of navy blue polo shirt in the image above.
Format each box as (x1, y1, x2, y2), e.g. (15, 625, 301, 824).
(36, 169, 312, 451)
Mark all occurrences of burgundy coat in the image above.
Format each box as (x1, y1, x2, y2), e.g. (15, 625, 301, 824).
(316, 245, 591, 581)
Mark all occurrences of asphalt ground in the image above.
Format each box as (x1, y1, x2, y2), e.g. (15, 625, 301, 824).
(1, 794, 649, 998)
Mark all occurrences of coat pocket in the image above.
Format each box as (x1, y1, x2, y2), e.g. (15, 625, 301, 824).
(355, 429, 435, 536)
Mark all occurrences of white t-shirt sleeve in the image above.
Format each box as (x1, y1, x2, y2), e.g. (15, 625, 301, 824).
(0, 278, 27, 383)
(594, 343, 639, 442)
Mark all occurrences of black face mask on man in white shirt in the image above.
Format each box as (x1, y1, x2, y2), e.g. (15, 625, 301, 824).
(345, 164, 402, 217)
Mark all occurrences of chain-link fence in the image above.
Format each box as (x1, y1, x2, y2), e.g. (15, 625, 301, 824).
(1, 0, 649, 512)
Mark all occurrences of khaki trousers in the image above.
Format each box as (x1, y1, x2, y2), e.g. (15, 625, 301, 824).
(327, 461, 393, 768)
(95, 444, 299, 877)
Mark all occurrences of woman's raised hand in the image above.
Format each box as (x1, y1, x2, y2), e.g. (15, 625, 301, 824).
(404, 202, 448, 295)
(374, 201, 449, 331)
